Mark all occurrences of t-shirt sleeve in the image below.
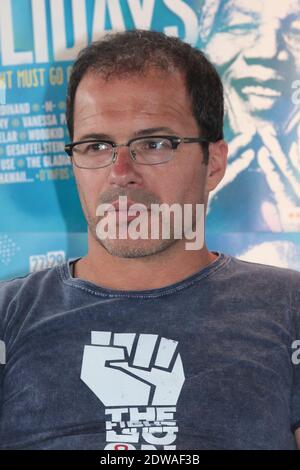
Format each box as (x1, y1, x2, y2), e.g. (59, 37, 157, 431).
(0, 338, 4, 407)
(0, 276, 26, 409)
(290, 283, 300, 432)
(0, 281, 7, 410)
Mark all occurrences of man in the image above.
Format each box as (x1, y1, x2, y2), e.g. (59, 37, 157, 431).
(200, 0, 300, 233)
(0, 30, 300, 450)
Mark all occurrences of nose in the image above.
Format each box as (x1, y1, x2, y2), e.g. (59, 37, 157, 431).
(107, 145, 142, 188)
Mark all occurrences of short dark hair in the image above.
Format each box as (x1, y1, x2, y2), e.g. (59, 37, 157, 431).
(66, 29, 224, 164)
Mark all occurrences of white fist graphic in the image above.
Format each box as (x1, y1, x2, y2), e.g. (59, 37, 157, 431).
(81, 331, 185, 407)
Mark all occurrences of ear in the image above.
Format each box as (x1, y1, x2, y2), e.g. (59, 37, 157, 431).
(205, 140, 228, 192)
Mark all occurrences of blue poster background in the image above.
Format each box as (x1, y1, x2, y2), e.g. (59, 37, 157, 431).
(0, 0, 299, 280)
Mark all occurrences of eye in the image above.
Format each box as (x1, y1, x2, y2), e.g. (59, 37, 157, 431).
(284, 26, 300, 47)
(217, 12, 257, 35)
(139, 138, 172, 151)
(85, 142, 111, 153)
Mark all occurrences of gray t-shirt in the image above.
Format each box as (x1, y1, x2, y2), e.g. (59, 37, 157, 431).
(0, 252, 300, 450)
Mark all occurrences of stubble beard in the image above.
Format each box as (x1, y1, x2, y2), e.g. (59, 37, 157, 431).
(88, 214, 179, 258)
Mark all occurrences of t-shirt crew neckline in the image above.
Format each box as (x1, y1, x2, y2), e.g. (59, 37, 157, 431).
(58, 251, 230, 298)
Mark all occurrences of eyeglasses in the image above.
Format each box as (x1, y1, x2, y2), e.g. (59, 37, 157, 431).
(64, 135, 212, 169)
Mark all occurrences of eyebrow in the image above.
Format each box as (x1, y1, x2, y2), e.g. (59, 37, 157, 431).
(76, 127, 178, 141)
(223, 2, 258, 21)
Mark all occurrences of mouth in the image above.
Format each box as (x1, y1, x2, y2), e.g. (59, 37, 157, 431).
(241, 85, 282, 97)
(106, 199, 146, 210)
(105, 200, 149, 222)
(234, 77, 285, 99)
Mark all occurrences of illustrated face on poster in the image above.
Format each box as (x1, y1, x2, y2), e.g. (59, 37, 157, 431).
(200, 0, 300, 233)
(202, 0, 300, 126)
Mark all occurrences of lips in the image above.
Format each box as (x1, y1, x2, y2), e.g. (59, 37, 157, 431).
(108, 200, 148, 212)
(233, 76, 285, 98)
(103, 201, 149, 227)
(241, 85, 281, 97)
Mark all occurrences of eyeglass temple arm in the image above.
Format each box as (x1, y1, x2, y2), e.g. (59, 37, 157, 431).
(181, 137, 212, 144)
(65, 144, 73, 156)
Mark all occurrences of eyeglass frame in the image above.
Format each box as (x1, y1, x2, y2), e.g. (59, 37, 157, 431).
(64, 135, 214, 169)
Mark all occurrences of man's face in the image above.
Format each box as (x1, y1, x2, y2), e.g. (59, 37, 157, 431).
(72, 69, 214, 258)
(205, 0, 300, 117)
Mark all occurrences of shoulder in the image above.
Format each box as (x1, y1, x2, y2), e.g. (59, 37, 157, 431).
(0, 265, 58, 297)
(225, 255, 300, 300)
(228, 255, 300, 280)
(0, 265, 62, 328)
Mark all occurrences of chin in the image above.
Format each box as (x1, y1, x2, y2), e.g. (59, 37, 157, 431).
(98, 238, 177, 259)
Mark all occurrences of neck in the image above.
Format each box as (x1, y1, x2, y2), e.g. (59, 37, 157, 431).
(73, 231, 218, 291)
